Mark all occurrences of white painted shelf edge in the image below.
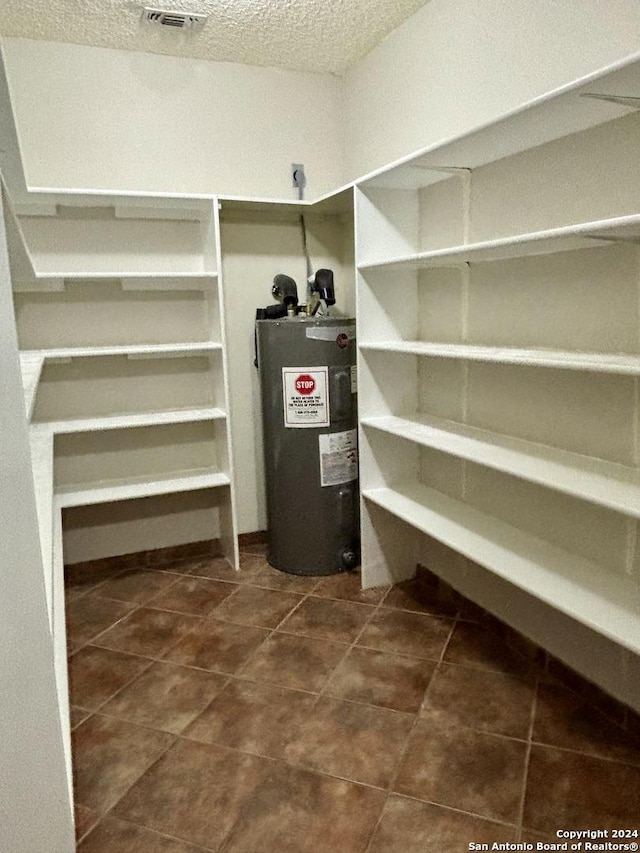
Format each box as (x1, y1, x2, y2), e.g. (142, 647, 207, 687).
(51, 506, 72, 799)
(359, 341, 640, 376)
(32, 270, 218, 278)
(362, 414, 640, 519)
(41, 408, 227, 434)
(19, 351, 45, 419)
(28, 425, 54, 623)
(32, 270, 218, 280)
(25, 185, 355, 211)
(363, 483, 640, 654)
(358, 214, 640, 271)
(56, 470, 231, 508)
(21, 342, 222, 359)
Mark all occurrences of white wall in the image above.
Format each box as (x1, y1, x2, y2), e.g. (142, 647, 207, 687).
(0, 188, 74, 851)
(1, 38, 344, 199)
(342, 0, 640, 180)
(6, 4, 640, 195)
(62, 491, 222, 564)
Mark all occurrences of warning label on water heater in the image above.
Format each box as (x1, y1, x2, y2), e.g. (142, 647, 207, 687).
(282, 366, 330, 428)
(319, 429, 358, 487)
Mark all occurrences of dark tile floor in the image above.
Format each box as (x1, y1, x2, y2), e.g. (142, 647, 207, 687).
(67, 547, 640, 852)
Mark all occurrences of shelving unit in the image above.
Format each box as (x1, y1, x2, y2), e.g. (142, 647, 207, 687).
(7, 187, 239, 584)
(364, 483, 640, 653)
(355, 54, 640, 681)
(4, 190, 240, 798)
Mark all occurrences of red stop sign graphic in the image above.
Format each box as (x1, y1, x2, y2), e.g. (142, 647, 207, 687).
(295, 374, 316, 395)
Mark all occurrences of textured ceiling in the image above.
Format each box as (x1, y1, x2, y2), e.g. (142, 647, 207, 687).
(0, 0, 429, 74)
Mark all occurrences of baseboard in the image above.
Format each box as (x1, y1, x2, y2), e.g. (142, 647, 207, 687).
(65, 538, 221, 578)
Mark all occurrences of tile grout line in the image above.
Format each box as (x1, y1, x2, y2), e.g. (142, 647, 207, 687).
(388, 616, 458, 787)
(67, 557, 189, 606)
(227, 584, 321, 684)
(75, 567, 263, 657)
(315, 580, 394, 705)
(516, 672, 539, 841)
(67, 602, 145, 657)
(92, 567, 186, 604)
(78, 813, 218, 852)
(67, 566, 211, 654)
(73, 730, 181, 848)
(73, 655, 157, 718)
(364, 792, 522, 849)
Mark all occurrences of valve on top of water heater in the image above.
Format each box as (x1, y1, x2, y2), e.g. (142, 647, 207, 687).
(271, 274, 299, 316)
(258, 269, 336, 322)
(307, 268, 335, 317)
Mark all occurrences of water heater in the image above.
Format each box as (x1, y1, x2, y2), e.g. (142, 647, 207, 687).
(256, 315, 359, 576)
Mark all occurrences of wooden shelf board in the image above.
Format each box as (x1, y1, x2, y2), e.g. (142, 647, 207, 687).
(41, 407, 227, 434)
(363, 482, 640, 654)
(56, 470, 231, 508)
(358, 214, 640, 271)
(360, 341, 640, 376)
(363, 414, 640, 518)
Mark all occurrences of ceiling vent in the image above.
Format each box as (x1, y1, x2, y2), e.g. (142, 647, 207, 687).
(141, 7, 207, 30)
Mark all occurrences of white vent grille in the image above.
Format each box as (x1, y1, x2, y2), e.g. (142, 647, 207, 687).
(141, 7, 207, 30)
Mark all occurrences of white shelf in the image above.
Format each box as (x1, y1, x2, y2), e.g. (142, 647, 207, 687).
(357, 54, 640, 191)
(33, 270, 217, 281)
(35, 270, 218, 281)
(42, 407, 227, 434)
(13, 272, 217, 294)
(219, 186, 353, 217)
(14, 189, 215, 212)
(363, 483, 640, 654)
(360, 341, 640, 376)
(358, 214, 640, 272)
(56, 470, 231, 508)
(363, 414, 640, 519)
(18, 212, 218, 277)
(22, 342, 221, 360)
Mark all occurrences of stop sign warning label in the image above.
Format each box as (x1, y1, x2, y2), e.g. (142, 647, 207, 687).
(283, 366, 329, 428)
(295, 374, 316, 395)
